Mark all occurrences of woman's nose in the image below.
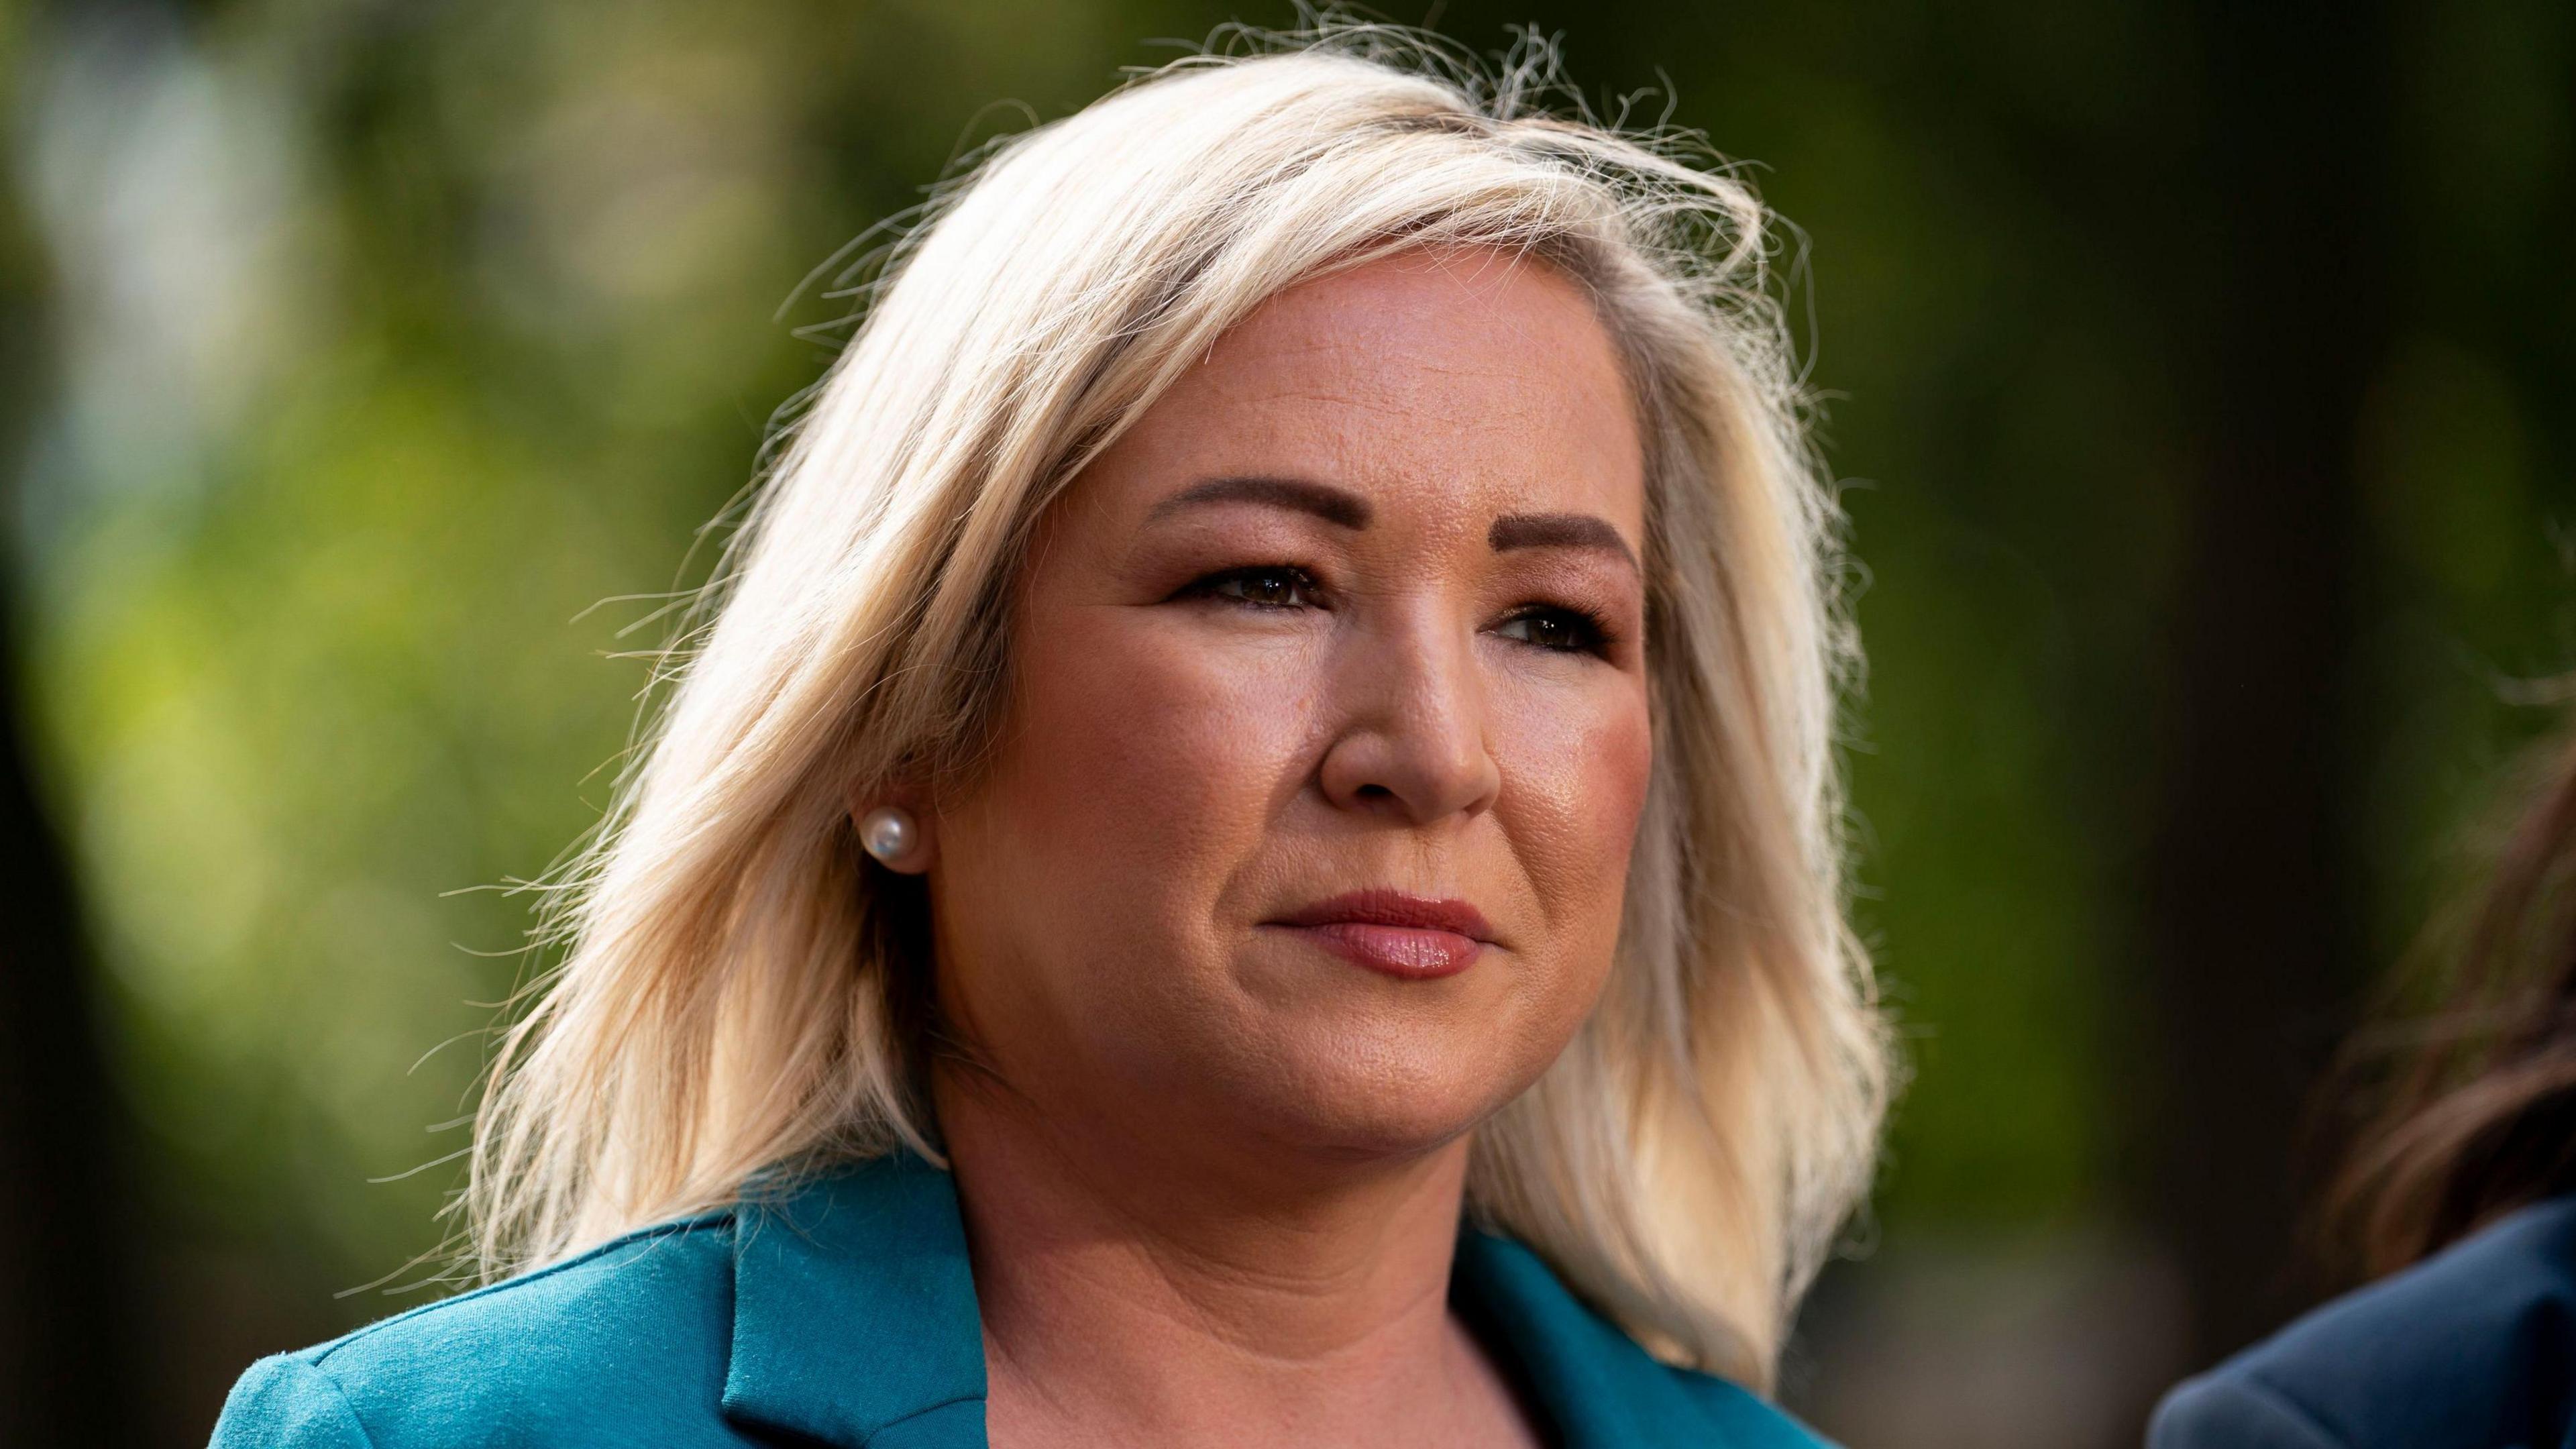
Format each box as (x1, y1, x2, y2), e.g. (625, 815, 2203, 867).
(1313, 603, 1503, 826)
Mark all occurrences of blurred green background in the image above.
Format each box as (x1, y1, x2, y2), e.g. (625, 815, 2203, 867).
(1, 1, 2569, 1444)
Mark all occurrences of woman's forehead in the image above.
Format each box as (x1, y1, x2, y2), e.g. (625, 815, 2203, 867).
(1083, 247, 1647, 541)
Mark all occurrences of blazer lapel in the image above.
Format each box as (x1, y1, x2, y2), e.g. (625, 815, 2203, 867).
(1451, 1226, 1714, 1449)
(722, 1151, 989, 1448)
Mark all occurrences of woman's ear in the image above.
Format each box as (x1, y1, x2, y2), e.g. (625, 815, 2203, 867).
(848, 783, 936, 875)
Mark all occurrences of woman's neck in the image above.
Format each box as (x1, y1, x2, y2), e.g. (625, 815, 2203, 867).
(931, 1069, 1545, 1449)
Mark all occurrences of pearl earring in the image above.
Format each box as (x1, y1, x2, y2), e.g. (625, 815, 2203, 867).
(859, 805, 918, 866)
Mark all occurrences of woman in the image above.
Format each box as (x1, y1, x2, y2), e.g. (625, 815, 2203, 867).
(212, 28, 1889, 1448)
(2150, 724, 2576, 1448)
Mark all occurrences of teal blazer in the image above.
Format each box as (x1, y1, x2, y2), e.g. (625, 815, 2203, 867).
(210, 1151, 1833, 1447)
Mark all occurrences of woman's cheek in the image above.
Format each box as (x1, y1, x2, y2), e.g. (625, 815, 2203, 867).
(1012, 608, 1320, 881)
(1494, 670, 1654, 934)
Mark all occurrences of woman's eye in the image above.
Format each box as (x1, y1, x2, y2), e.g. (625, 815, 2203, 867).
(1192, 565, 1320, 610)
(1495, 606, 1609, 656)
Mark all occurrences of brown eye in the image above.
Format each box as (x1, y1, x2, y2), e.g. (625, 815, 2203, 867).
(1194, 566, 1321, 610)
(1495, 606, 1609, 657)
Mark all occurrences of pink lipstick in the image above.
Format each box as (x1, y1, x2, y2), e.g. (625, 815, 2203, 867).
(1265, 889, 1495, 981)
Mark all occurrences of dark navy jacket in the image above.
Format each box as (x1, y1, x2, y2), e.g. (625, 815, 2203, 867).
(2150, 1195, 2576, 1449)
(209, 1150, 1833, 1448)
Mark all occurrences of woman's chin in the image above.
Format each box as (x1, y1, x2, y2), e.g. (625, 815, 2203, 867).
(1206, 1036, 1536, 1165)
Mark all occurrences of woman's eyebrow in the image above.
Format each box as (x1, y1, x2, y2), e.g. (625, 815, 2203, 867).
(1489, 513, 1640, 576)
(1145, 475, 1371, 529)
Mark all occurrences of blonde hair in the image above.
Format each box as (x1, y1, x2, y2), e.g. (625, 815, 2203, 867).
(466, 23, 1889, 1390)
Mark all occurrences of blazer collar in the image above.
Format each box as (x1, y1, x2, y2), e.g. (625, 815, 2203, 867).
(722, 1150, 988, 1446)
(720, 1150, 1731, 1449)
(1450, 1226, 1713, 1449)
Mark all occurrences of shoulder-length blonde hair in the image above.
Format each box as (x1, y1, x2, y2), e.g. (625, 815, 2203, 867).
(466, 23, 1889, 1391)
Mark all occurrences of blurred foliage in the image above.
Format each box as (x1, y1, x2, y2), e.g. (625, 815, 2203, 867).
(3, 0, 2572, 1434)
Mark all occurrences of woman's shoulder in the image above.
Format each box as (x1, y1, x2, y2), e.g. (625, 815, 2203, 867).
(209, 1208, 743, 1448)
(2148, 1193, 2576, 1449)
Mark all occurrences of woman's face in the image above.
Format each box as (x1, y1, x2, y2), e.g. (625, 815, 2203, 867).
(922, 245, 1654, 1167)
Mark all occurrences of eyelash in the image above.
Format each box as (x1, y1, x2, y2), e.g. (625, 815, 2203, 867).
(1178, 564, 1618, 659)
(1183, 564, 1325, 612)
(1495, 602, 1616, 659)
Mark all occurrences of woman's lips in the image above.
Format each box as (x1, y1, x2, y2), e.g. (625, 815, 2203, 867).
(1277, 921, 1484, 979)
(1265, 890, 1494, 981)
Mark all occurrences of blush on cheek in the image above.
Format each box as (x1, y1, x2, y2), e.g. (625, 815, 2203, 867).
(1521, 715, 1650, 1069)
(1587, 715, 1656, 943)
(1000, 606, 1317, 895)
(1496, 683, 1655, 912)
(1590, 709, 1655, 853)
